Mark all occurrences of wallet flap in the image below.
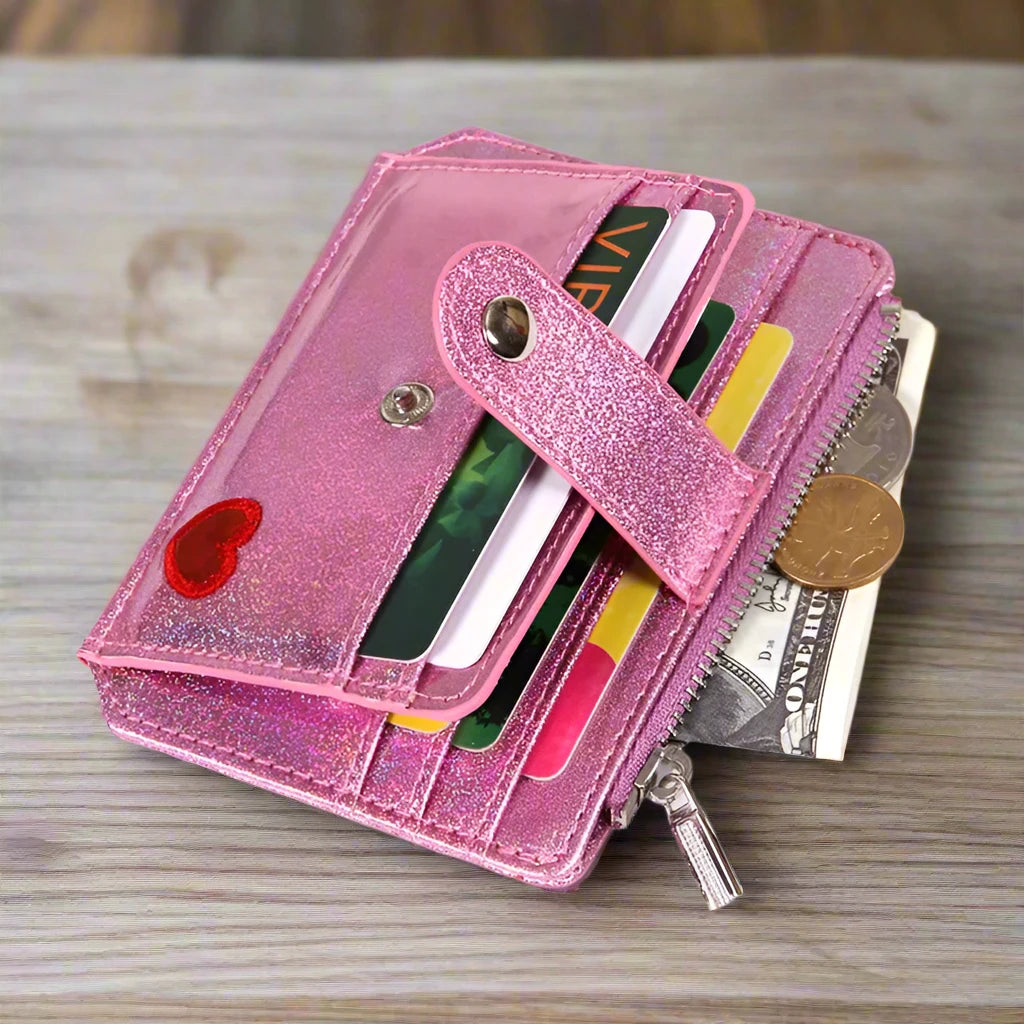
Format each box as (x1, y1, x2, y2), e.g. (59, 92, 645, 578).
(435, 242, 769, 607)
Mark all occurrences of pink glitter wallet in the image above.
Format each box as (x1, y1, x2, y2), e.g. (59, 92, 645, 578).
(80, 129, 904, 908)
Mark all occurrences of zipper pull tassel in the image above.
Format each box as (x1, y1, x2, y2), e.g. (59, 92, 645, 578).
(638, 742, 743, 910)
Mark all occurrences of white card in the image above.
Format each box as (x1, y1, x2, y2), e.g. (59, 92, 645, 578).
(428, 208, 716, 669)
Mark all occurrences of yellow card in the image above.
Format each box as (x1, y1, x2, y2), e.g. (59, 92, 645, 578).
(588, 561, 661, 662)
(387, 713, 448, 734)
(706, 322, 793, 450)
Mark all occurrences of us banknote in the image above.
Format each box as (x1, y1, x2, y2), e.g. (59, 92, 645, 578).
(675, 309, 936, 760)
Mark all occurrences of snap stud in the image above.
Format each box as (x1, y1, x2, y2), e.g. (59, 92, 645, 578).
(380, 382, 434, 426)
(482, 296, 535, 362)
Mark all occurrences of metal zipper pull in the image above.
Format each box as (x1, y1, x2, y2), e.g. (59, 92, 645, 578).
(634, 742, 742, 910)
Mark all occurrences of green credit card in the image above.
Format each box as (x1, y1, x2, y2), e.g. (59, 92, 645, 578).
(452, 299, 737, 751)
(360, 206, 671, 662)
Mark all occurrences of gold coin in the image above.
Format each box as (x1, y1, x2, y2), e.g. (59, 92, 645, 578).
(774, 473, 904, 589)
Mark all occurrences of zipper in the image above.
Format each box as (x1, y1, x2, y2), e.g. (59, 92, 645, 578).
(619, 299, 902, 909)
(633, 742, 742, 909)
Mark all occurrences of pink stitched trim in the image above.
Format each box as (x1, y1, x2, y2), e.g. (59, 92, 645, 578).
(392, 159, 699, 193)
(408, 731, 455, 817)
(99, 643, 325, 674)
(393, 160, 634, 180)
(114, 707, 336, 788)
(763, 263, 881, 465)
(406, 130, 577, 162)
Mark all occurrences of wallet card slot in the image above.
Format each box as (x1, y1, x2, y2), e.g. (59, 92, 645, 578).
(358, 720, 454, 820)
(341, 175, 754, 718)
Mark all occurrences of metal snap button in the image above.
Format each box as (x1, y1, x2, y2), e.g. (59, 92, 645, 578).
(380, 382, 434, 426)
(482, 296, 535, 361)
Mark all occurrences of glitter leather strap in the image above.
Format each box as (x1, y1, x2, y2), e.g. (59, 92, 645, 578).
(434, 242, 769, 608)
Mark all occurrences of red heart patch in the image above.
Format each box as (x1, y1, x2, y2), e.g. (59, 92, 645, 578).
(163, 498, 262, 599)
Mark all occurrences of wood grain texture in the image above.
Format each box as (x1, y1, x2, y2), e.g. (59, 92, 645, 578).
(2, 0, 1024, 59)
(1, 58, 1022, 1023)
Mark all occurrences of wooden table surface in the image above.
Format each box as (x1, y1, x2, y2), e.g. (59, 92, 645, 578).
(1, 58, 1022, 1023)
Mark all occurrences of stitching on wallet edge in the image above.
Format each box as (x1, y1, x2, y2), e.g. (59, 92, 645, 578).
(407, 131, 580, 162)
(408, 132, 562, 161)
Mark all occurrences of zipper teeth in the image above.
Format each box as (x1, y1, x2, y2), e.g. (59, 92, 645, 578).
(666, 299, 903, 739)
